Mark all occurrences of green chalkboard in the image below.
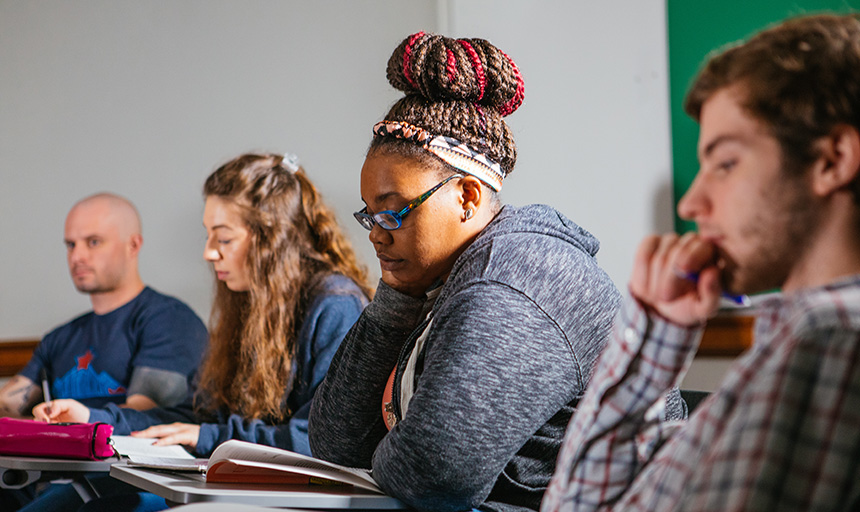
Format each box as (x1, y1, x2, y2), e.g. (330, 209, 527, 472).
(667, 0, 859, 233)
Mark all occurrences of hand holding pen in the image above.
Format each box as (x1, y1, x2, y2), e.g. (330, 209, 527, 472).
(629, 232, 740, 327)
(674, 270, 750, 307)
(32, 398, 91, 424)
(35, 369, 92, 423)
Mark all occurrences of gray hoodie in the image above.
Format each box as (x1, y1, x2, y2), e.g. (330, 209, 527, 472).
(310, 205, 678, 511)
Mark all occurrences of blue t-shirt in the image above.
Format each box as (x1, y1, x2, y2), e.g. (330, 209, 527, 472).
(20, 287, 208, 408)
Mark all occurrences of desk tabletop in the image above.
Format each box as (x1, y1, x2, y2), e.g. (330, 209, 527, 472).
(0, 454, 116, 472)
(0, 454, 116, 494)
(110, 463, 408, 510)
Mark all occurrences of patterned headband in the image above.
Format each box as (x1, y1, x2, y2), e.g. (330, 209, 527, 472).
(372, 120, 504, 191)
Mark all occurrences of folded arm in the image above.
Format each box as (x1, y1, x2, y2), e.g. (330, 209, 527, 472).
(541, 298, 702, 511)
(542, 233, 720, 511)
(309, 281, 426, 467)
(0, 375, 41, 418)
(123, 366, 190, 410)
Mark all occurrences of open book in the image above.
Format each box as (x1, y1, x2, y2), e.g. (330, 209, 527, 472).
(111, 435, 195, 459)
(128, 440, 381, 493)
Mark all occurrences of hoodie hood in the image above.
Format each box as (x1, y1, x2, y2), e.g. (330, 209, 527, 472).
(472, 204, 600, 257)
(436, 203, 608, 311)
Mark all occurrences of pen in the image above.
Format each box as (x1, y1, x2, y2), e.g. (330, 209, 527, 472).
(40, 368, 53, 416)
(675, 270, 751, 307)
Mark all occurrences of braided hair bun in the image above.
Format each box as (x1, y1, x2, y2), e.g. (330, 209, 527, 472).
(376, 32, 524, 177)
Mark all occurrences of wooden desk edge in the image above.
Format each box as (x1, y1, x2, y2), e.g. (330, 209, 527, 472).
(699, 314, 755, 357)
(0, 339, 40, 377)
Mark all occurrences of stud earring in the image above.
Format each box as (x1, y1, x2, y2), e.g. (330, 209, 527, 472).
(464, 208, 474, 221)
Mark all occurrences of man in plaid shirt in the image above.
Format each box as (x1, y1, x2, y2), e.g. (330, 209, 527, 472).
(542, 13, 860, 512)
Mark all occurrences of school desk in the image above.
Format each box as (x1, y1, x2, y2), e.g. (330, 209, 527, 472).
(110, 462, 408, 510)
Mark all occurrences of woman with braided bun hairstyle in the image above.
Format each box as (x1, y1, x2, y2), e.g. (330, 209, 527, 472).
(32, 153, 371, 512)
(310, 33, 683, 512)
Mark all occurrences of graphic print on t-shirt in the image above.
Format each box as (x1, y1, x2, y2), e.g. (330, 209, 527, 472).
(53, 348, 127, 399)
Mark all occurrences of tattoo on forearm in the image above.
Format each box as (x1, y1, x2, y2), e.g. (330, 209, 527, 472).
(0, 377, 41, 417)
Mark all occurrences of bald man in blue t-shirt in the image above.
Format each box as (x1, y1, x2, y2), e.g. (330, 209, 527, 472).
(0, 193, 207, 417)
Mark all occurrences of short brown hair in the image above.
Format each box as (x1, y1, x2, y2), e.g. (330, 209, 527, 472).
(685, 14, 860, 184)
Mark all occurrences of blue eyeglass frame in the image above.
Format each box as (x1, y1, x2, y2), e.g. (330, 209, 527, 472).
(354, 174, 463, 231)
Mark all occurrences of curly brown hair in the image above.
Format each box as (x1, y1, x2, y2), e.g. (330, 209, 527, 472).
(369, 32, 525, 192)
(685, 14, 860, 195)
(196, 153, 372, 421)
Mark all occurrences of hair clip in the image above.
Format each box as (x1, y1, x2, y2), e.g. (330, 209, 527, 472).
(281, 153, 300, 173)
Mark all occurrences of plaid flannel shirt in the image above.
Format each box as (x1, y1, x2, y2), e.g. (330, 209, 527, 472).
(542, 276, 860, 512)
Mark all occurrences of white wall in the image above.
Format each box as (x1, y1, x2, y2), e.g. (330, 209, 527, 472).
(0, 0, 673, 339)
(446, 0, 675, 282)
(682, 357, 735, 392)
(0, 0, 436, 337)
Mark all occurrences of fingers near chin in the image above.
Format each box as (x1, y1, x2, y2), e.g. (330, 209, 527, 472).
(677, 235, 716, 273)
(697, 267, 723, 315)
(634, 235, 663, 266)
(652, 234, 682, 296)
(631, 235, 663, 296)
(652, 234, 680, 270)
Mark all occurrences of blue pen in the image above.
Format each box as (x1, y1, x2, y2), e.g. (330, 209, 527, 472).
(675, 270, 751, 307)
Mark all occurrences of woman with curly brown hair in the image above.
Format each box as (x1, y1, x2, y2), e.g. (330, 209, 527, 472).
(31, 152, 371, 512)
(190, 152, 373, 437)
(308, 33, 681, 512)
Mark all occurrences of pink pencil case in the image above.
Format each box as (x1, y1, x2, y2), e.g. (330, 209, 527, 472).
(0, 418, 116, 460)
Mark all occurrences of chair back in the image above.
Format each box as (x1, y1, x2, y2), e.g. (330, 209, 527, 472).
(680, 389, 711, 415)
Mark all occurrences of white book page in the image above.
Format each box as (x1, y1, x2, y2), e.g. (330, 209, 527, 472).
(210, 440, 377, 490)
(127, 455, 208, 472)
(111, 435, 195, 459)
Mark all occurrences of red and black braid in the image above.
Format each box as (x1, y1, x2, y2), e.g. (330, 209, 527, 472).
(377, 32, 524, 177)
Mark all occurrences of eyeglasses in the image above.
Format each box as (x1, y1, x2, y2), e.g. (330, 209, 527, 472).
(354, 174, 463, 231)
